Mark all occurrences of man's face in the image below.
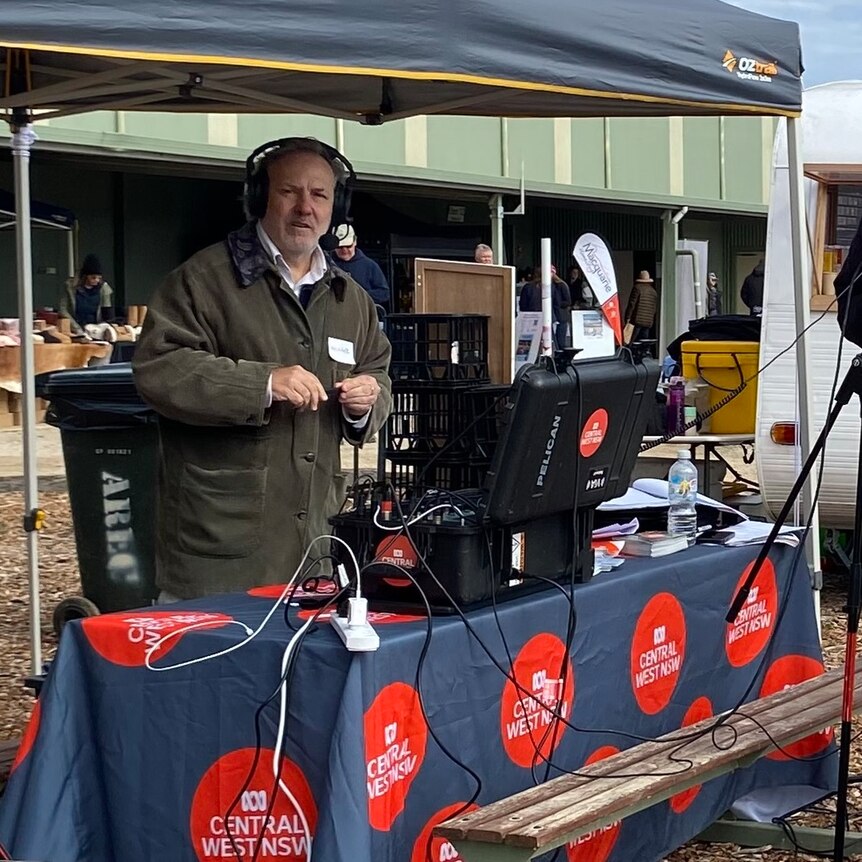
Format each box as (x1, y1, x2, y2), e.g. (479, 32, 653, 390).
(259, 150, 336, 260)
(475, 248, 493, 265)
(335, 243, 356, 262)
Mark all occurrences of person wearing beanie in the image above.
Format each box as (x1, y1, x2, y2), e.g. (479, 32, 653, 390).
(331, 224, 390, 309)
(58, 253, 114, 333)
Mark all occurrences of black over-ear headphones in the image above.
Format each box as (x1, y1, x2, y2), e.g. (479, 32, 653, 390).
(243, 137, 355, 249)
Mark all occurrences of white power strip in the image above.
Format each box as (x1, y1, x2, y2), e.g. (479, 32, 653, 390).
(330, 614, 380, 651)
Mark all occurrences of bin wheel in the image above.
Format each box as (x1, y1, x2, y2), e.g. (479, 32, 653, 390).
(53, 596, 100, 637)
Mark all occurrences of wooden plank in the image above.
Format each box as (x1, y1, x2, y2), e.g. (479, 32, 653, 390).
(442, 666, 845, 841)
(414, 258, 515, 385)
(506, 692, 841, 849)
(438, 665, 859, 852)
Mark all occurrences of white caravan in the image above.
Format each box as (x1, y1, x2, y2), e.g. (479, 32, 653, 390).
(758, 81, 862, 529)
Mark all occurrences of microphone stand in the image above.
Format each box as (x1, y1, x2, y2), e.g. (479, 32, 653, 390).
(727, 353, 862, 861)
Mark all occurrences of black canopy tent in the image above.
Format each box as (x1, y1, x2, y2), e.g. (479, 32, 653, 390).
(0, 190, 77, 293)
(0, 0, 814, 673)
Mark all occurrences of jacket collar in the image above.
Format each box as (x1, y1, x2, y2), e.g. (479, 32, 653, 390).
(226, 221, 348, 301)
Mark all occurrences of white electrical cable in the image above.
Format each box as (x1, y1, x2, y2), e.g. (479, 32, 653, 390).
(271, 618, 316, 859)
(143, 533, 361, 672)
(372, 503, 459, 532)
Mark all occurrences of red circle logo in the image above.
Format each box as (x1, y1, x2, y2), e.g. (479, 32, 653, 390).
(579, 409, 609, 458)
(500, 633, 575, 768)
(10, 698, 41, 775)
(566, 746, 621, 862)
(669, 697, 714, 813)
(189, 747, 317, 861)
(375, 534, 419, 587)
(411, 802, 479, 862)
(248, 582, 338, 600)
(630, 593, 687, 715)
(726, 560, 778, 667)
(82, 610, 234, 667)
(364, 682, 429, 831)
(760, 655, 834, 760)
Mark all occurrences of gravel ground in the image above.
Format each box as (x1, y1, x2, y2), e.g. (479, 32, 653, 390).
(0, 429, 859, 860)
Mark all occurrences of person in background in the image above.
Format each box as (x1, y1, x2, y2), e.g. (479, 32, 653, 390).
(518, 266, 571, 347)
(624, 270, 658, 346)
(332, 224, 391, 310)
(133, 137, 391, 601)
(740, 260, 764, 315)
(706, 271, 722, 316)
(474, 243, 494, 264)
(58, 253, 113, 334)
(568, 265, 592, 310)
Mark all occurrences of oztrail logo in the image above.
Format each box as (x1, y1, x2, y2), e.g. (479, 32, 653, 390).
(722, 50, 778, 83)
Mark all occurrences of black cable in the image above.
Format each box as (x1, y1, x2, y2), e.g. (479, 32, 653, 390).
(361, 559, 482, 862)
(222, 588, 347, 861)
(641, 280, 856, 452)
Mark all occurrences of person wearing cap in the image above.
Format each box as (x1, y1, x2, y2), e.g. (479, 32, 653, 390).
(58, 253, 114, 334)
(133, 137, 391, 600)
(332, 224, 391, 309)
(706, 271, 722, 316)
(624, 270, 658, 348)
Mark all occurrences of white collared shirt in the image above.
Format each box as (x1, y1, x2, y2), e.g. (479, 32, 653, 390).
(256, 221, 370, 429)
(256, 222, 328, 298)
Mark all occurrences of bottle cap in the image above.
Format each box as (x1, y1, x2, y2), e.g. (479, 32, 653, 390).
(677, 448, 691, 459)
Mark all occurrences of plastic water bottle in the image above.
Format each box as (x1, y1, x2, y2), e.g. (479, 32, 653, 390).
(667, 448, 698, 538)
(665, 377, 686, 436)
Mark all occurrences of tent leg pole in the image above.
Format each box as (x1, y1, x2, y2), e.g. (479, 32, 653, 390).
(490, 193, 505, 265)
(540, 237, 553, 355)
(12, 122, 43, 675)
(786, 116, 822, 598)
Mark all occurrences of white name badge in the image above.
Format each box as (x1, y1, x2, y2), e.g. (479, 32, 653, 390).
(328, 337, 356, 365)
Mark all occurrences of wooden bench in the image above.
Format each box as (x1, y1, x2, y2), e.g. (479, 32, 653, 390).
(436, 665, 862, 862)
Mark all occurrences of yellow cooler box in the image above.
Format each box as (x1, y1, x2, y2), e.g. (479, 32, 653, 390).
(681, 340, 759, 434)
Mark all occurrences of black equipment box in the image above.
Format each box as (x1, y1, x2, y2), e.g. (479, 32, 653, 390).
(483, 356, 660, 526)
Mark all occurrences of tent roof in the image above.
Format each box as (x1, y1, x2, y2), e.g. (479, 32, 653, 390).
(0, 0, 803, 121)
(0, 189, 75, 229)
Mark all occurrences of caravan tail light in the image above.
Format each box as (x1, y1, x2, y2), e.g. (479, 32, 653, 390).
(770, 423, 797, 446)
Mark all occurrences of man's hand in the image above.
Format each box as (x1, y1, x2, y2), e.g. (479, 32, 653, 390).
(271, 365, 328, 411)
(336, 374, 381, 418)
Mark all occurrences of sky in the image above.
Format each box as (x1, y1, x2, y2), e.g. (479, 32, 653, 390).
(725, 0, 862, 86)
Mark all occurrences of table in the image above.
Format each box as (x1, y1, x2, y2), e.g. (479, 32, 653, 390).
(0, 544, 834, 862)
(642, 433, 757, 493)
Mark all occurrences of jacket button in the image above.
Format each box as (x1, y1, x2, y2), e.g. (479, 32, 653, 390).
(296, 511, 307, 521)
(304, 452, 316, 463)
(299, 340, 310, 349)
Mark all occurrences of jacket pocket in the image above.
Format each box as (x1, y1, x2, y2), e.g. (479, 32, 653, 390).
(177, 463, 267, 558)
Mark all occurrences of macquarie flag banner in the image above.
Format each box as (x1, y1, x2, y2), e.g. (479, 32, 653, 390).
(573, 233, 623, 345)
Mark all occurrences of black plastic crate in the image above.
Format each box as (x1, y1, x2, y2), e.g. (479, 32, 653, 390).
(386, 381, 480, 454)
(329, 509, 499, 607)
(385, 451, 491, 496)
(385, 381, 509, 456)
(387, 314, 490, 383)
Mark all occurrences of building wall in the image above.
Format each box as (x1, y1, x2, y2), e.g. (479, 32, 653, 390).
(0, 111, 775, 314)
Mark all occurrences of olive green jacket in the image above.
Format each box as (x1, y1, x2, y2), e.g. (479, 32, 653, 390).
(132, 222, 391, 598)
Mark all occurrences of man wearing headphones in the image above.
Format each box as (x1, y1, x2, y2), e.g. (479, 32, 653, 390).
(133, 137, 391, 600)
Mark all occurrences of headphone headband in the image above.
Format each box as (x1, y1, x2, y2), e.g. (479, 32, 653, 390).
(245, 137, 355, 187)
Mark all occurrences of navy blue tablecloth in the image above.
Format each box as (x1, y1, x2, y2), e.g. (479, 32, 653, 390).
(0, 544, 835, 862)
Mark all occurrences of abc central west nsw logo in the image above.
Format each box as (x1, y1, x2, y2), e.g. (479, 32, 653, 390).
(500, 633, 575, 768)
(630, 593, 687, 714)
(189, 748, 317, 861)
(364, 682, 429, 831)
